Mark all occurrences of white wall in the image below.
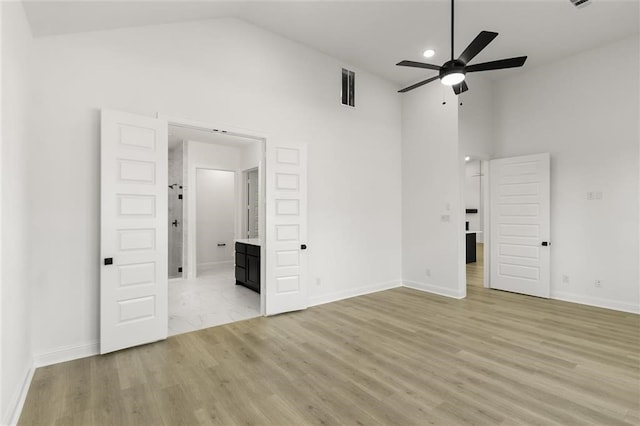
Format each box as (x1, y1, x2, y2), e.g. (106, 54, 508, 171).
(27, 18, 402, 357)
(239, 142, 262, 172)
(196, 169, 235, 268)
(401, 83, 464, 298)
(184, 140, 245, 278)
(493, 36, 639, 313)
(458, 75, 495, 160)
(1, 2, 33, 424)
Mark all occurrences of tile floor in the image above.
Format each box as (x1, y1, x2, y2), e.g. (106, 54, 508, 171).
(168, 262, 260, 336)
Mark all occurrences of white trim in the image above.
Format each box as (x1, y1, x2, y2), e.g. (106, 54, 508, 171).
(403, 280, 466, 299)
(34, 340, 99, 368)
(307, 281, 402, 307)
(158, 114, 269, 141)
(197, 260, 233, 269)
(457, 154, 466, 298)
(3, 363, 34, 426)
(551, 291, 640, 315)
(481, 159, 491, 289)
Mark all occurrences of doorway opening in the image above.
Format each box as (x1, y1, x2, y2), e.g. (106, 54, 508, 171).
(168, 144, 184, 279)
(167, 123, 264, 336)
(464, 157, 486, 289)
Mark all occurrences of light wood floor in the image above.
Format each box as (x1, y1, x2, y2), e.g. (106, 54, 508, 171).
(20, 285, 639, 425)
(467, 242, 484, 288)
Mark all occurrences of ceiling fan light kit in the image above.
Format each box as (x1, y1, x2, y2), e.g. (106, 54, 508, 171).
(440, 60, 466, 86)
(397, 0, 527, 95)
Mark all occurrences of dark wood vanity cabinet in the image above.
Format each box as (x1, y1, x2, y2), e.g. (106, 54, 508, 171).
(466, 232, 477, 264)
(235, 242, 260, 293)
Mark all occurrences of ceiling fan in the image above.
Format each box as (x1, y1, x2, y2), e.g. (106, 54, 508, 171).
(396, 0, 527, 95)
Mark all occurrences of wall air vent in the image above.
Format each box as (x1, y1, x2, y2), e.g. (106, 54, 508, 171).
(570, 0, 591, 8)
(341, 68, 355, 107)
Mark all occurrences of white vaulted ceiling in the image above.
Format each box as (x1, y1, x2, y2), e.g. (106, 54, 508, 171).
(21, 1, 639, 86)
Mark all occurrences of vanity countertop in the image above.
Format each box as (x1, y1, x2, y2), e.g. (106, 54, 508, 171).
(235, 238, 262, 247)
(465, 230, 484, 235)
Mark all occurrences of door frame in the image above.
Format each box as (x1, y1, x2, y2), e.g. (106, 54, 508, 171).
(481, 159, 491, 289)
(158, 114, 267, 315)
(460, 155, 492, 292)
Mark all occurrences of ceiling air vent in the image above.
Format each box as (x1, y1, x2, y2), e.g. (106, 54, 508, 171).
(570, 0, 592, 8)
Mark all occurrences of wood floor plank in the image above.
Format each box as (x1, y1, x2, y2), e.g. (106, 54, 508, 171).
(19, 284, 640, 426)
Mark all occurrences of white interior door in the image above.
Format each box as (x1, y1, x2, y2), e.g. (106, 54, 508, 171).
(490, 153, 550, 298)
(101, 110, 168, 354)
(265, 141, 308, 315)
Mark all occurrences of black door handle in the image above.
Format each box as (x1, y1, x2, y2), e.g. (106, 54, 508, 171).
(300, 244, 307, 250)
(172, 220, 179, 227)
(541, 241, 550, 246)
(104, 257, 113, 265)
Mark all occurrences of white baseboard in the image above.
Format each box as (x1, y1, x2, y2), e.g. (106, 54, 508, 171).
(34, 340, 99, 368)
(403, 280, 466, 299)
(3, 362, 34, 426)
(551, 291, 640, 314)
(307, 280, 402, 307)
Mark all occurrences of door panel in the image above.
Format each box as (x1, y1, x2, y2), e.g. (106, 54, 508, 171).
(101, 110, 168, 354)
(265, 142, 308, 315)
(490, 153, 550, 298)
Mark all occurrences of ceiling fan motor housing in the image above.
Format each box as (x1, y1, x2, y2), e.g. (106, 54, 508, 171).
(439, 60, 466, 84)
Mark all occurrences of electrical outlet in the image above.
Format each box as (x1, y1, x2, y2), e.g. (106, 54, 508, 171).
(562, 275, 569, 284)
(594, 279, 602, 288)
(425, 268, 431, 277)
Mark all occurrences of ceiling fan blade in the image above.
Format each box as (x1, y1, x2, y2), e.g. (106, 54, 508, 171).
(396, 60, 441, 71)
(398, 76, 439, 93)
(457, 31, 498, 65)
(466, 56, 528, 72)
(452, 81, 468, 95)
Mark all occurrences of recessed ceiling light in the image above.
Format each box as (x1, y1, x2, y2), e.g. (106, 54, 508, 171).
(423, 49, 436, 58)
(465, 156, 471, 162)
